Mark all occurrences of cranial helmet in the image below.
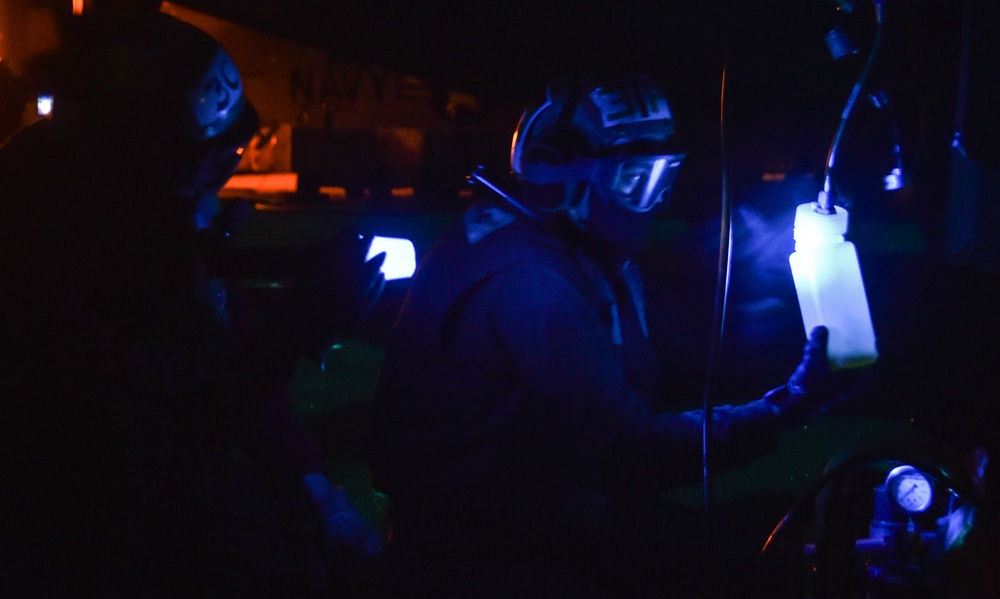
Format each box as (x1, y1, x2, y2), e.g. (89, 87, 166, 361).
(510, 73, 685, 216)
(54, 11, 259, 198)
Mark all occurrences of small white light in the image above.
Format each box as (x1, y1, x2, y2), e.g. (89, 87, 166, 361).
(37, 95, 53, 116)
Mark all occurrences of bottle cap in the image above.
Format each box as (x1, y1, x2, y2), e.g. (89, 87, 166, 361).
(793, 202, 849, 251)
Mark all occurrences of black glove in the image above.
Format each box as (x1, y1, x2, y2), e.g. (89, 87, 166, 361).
(301, 473, 385, 571)
(269, 228, 386, 363)
(765, 326, 833, 426)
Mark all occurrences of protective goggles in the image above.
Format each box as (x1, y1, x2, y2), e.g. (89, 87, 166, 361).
(521, 153, 685, 213)
(582, 154, 685, 213)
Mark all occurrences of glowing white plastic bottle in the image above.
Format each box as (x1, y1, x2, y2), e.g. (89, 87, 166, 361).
(789, 202, 878, 370)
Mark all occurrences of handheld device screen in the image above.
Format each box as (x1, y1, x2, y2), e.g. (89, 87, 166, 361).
(367, 235, 416, 280)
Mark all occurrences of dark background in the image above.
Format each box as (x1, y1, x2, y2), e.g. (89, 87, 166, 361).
(3, 0, 999, 586)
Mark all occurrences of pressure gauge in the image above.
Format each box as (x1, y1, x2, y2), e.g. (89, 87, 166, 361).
(885, 465, 934, 514)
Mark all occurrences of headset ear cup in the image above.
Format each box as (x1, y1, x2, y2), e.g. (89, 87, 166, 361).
(522, 139, 567, 167)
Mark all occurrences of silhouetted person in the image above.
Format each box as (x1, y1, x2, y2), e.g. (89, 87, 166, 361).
(1, 11, 384, 596)
(367, 73, 838, 597)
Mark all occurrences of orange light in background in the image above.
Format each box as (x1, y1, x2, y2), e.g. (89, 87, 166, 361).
(72, 0, 85, 15)
(221, 172, 298, 195)
(318, 186, 348, 200)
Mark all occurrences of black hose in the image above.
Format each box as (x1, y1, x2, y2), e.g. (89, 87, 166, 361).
(701, 57, 735, 548)
(819, 2, 886, 212)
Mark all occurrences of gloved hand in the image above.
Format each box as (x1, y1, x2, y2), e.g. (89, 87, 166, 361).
(765, 326, 833, 426)
(302, 473, 385, 571)
(270, 228, 386, 363)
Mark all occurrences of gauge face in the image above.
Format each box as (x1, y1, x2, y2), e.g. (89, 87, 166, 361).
(886, 465, 934, 514)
